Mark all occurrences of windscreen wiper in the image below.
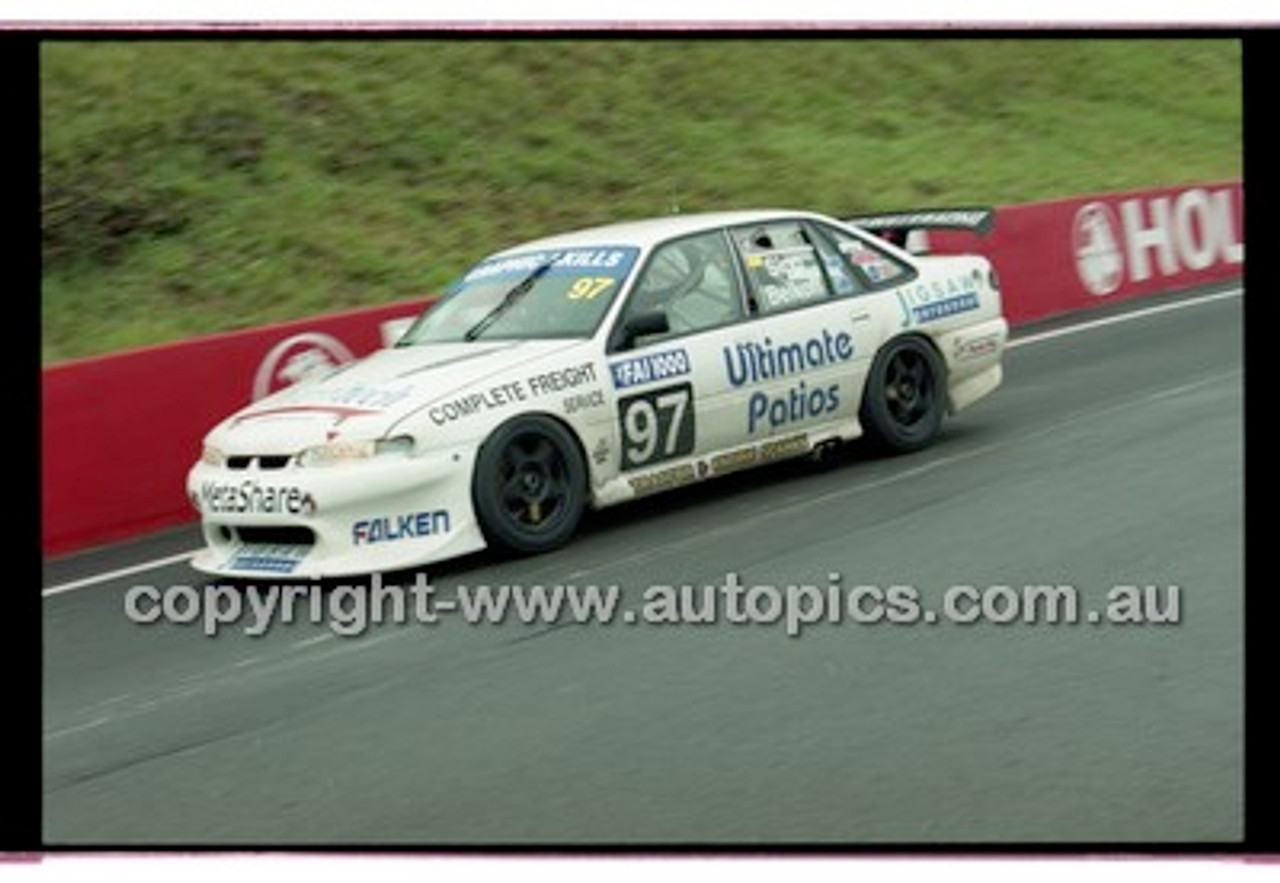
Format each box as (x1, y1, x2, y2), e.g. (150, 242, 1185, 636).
(463, 254, 562, 342)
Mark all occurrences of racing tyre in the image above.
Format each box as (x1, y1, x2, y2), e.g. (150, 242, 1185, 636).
(473, 416, 587, 555)
(859, 336, 946, 454)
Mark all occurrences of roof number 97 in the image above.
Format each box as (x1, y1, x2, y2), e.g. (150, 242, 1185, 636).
(619, 383, 695, 471)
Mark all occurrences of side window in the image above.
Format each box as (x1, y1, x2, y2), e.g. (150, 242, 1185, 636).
(618, 230, 746, 345)
(731, 221, 834, 314)
(823, 224, 913, 287)
(804, 222, 864, 297)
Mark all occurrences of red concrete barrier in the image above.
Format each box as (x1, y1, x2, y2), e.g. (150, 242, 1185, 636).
(41, 180, 1243, 557)
(41, 300, 430, 556)
(924, 180, 1243, 323)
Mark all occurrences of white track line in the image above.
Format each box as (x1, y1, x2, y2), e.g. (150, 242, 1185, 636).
(43, 549, 198, 598)
(1008, 286, 1242, 349)
(42, 284, 1243, 600)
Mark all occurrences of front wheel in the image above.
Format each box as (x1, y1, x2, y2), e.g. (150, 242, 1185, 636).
(472, 416, 587, 555)
(859, 336, 946, 454)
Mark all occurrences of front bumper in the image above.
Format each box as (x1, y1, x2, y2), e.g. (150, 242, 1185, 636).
(186, 443, 486, 579)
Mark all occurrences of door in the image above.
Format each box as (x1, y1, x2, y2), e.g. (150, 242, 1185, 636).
(604, 229, 757, 481)
(722, 219, 882, 441)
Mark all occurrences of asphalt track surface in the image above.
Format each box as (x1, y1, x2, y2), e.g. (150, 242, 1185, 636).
(43, 285, 1244, 846)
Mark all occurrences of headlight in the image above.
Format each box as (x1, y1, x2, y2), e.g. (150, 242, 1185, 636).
(296, 435, 415, 467)
(201, 443, 226, 467)
(374, 436, 415, 457)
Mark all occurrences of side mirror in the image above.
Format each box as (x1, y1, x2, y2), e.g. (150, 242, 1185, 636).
(615, 310, 669, 351)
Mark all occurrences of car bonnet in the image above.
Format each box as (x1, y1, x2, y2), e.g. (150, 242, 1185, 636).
(208, 339, 588, 452)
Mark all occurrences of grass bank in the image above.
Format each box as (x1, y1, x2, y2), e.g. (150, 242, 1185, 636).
(40, 37, 1242, 363)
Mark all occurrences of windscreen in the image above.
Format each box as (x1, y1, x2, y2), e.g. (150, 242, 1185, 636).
(398, 246, 641, 344)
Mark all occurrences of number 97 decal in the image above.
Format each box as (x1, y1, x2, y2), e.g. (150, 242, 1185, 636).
(618, 382, 696, 471)
(567, 276, 615, 300)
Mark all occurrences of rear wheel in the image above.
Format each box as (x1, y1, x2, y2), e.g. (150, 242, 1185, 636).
(859, 336, 946, 453)
(472, 416, 587, 554)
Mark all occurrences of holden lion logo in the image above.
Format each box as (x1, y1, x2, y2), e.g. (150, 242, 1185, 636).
(252, 332, 355, 402)
(1073, 202, 1124, 297)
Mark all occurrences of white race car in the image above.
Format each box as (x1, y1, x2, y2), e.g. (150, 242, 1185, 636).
(188, 209, 1007, 578)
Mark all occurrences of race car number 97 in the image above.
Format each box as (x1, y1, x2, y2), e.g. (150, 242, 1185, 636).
(567, 276, 615, 300)
(618, 382, 695, 470)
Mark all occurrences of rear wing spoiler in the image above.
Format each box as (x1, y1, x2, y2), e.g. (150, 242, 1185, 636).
(843, 207, 996, 254)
